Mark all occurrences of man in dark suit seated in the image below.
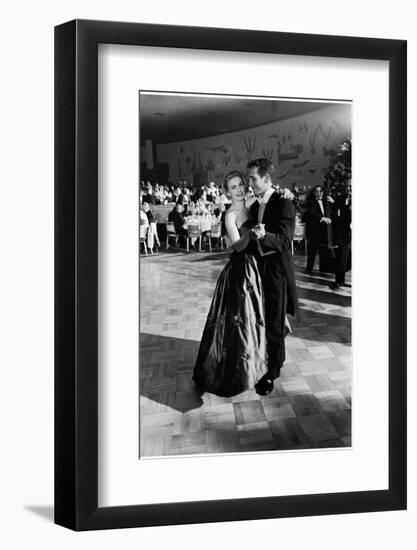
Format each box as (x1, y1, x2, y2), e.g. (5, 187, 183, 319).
(304, 185, 333, 275)
(168, 203, 187, 246)
(143, 182, 159, 205)
(247, 158, 299, 396)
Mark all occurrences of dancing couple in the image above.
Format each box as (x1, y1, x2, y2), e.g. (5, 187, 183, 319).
(193, 158, 299, 397)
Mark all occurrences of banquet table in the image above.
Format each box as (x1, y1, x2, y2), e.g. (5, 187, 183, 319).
(184, 216, 219, 232)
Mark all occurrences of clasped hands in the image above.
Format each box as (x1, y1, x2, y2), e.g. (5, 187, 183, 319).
(249, 223, 266, 240)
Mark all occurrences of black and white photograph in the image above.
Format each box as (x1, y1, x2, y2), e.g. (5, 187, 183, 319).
(139, 92, 352, 457)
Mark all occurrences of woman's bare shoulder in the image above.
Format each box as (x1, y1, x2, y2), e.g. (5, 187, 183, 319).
(224, 209, 237, 223)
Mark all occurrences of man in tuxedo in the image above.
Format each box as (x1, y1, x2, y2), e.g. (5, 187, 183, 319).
(247, 158, 299, 395)
(304, 185, 333, 275)
(331, 185, 352, 288)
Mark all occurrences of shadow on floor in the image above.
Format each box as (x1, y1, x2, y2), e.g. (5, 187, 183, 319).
(293, 307, 351, 345)
(24, 505, 54, 523)
(140, 332, 203, 413)
(296, 286, 351, 308)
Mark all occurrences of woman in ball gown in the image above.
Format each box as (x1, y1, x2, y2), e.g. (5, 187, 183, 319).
(192, 171, 267, 397)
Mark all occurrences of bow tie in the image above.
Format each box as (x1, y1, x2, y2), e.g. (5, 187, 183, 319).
(256, 192, 266, 203)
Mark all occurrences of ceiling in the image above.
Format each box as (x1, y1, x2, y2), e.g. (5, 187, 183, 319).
(139, 93, 331, 145)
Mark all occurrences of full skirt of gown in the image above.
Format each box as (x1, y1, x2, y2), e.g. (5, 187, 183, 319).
(193, 250, 267, 397)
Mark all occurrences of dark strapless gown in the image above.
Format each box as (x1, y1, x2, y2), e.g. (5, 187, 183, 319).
(193, 221, 267, 396)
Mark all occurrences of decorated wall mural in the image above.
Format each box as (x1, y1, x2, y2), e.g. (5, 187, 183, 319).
(156, 103, 351, 189)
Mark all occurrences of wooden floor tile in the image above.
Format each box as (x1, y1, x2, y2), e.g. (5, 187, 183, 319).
(139, 251, 351, 456)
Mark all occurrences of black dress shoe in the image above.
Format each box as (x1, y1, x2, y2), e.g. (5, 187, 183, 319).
(254, 375, 274, 396)
(305, 269, 312, 275)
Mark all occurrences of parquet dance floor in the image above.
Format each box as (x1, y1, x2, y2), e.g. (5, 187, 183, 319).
(139, 247, 351, 457)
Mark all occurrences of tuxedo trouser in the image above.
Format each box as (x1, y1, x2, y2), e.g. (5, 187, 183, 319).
(258, 256, 287, 379)
(306, 240, 321, 272)
(335, 243, 350, 284)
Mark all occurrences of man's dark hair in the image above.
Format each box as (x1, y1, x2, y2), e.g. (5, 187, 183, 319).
(246, 158, 275, 179)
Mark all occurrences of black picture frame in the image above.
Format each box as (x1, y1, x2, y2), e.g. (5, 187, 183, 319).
(54, 19, 407, 531)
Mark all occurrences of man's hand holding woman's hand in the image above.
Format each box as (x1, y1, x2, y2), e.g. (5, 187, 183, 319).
(250, 224, 266, 240)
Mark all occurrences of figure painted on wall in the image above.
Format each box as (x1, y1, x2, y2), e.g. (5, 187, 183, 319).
(206, 144, 227, 152)
(293, 160, 310, 169)
(234, 152, 245, 164)
(277, 141, 299, 164)
(191, 151, 197, 172)
(277, 168, 294, 180)
(332, 119, 343, 132)
(262, 148, 274, 162)
(290, 143, 304, 156)
(243, 135, 257, 161)
(309, 126, 319, 154)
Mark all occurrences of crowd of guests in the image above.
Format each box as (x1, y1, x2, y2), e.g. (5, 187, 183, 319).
(139, 178, 315, 213)
(139, 177, 352, 289)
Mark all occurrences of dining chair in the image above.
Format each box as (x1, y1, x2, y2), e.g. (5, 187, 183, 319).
(186, 223, 202, 252)
(207, 223, 223, 252)
(292, 222, 307, 255)
(166, 222, 179, 249)
(139, 224, 150, 255)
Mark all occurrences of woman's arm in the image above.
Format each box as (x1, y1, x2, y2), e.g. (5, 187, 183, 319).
(225, 212, 250, 252)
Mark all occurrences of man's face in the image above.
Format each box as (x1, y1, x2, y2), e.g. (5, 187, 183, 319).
(248, 167, 271, 196)
(314, 187, 323, 200)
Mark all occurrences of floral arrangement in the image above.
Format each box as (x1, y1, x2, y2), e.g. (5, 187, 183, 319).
(323, 137, 352, 195)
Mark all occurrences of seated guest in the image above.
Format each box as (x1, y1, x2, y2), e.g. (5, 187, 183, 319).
(176, 193, 189, 216)
(207, 181, 218, 202)
(143, 183, 158, 205)
(173, 185, 182, 200)
(162, 185, 173, 203)
(139, 207, 149, 227)
(168, 203, 187, 246)
(142, 202, 161, 250)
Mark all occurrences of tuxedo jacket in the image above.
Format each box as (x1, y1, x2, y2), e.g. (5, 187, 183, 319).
(249, 193, 299, 318)
(332, 198, 352, 245)
(304, 198, 333, 243)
